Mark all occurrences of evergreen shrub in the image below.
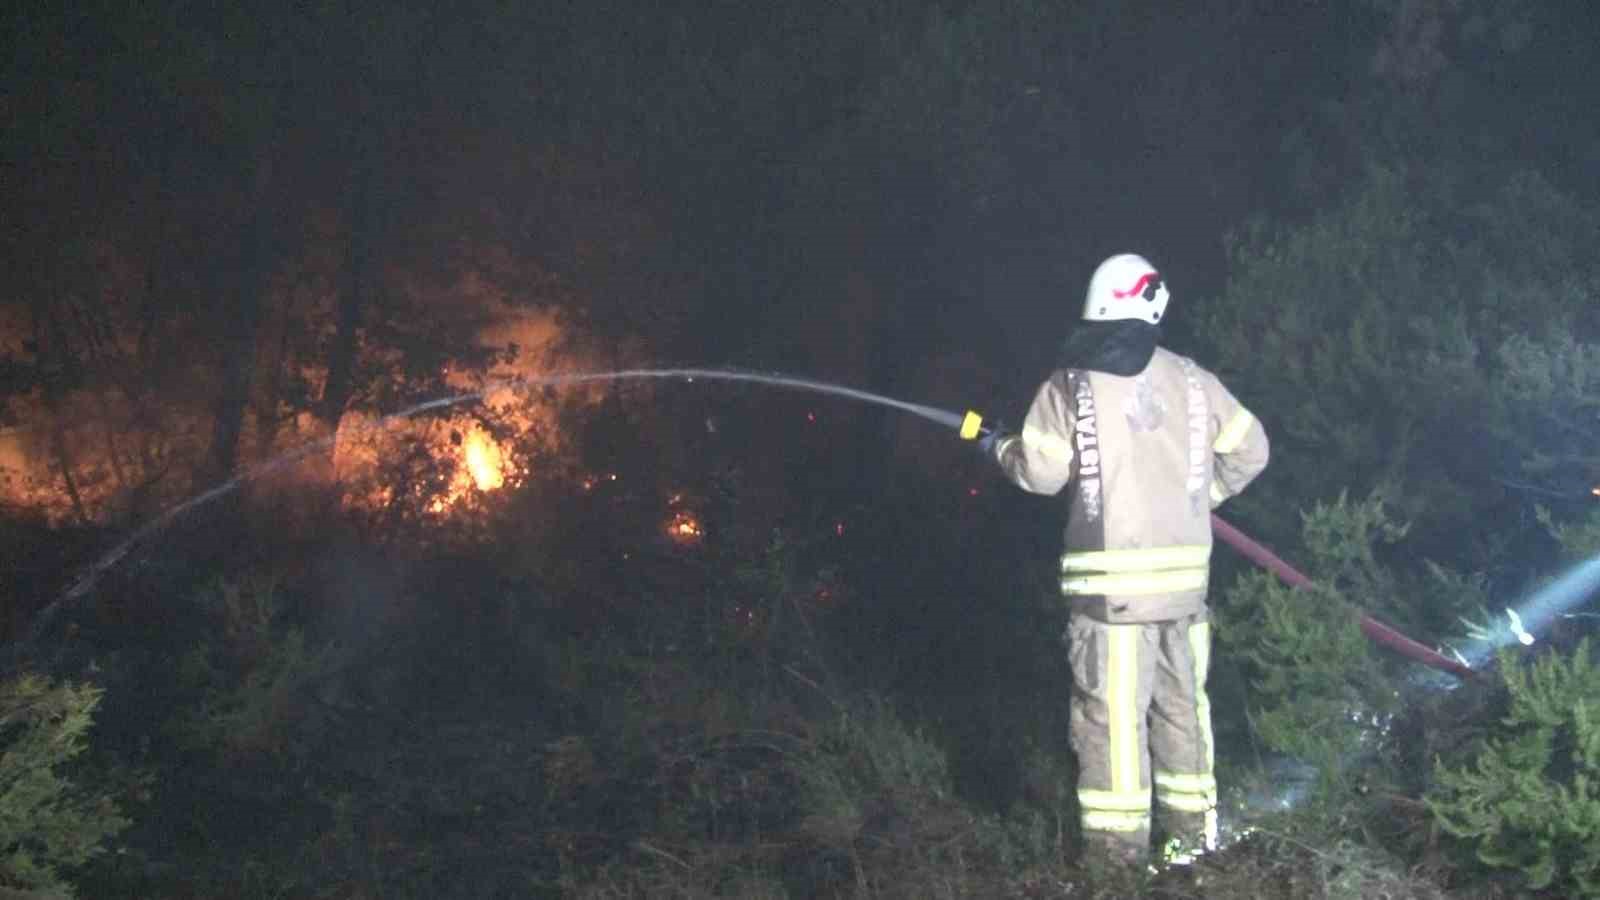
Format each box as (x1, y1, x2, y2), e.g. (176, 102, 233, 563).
(172, 576, 342, 763)
(1216, 494, 1403, 798)
(1427, 639, 1600, 897)
(0, 674, 127, 898)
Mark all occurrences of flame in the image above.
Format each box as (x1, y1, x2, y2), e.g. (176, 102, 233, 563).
(328, 303, 573, 516)
(0, 290, 619, 523)
(666, 510, 704, 544)
(463, 429, 505, 491)
(423, 423, 514, 512)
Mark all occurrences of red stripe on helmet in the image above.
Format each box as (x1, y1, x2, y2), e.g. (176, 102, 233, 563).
(1112, 272, 1157, 299)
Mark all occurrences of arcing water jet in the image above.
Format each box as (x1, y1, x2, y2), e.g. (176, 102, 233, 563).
(1449, 557, 1600, 668)
(11, 367, 1499, 685)
(20, 368, 968, 647)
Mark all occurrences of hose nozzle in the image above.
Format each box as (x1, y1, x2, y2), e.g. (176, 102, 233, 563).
(959, 410, 987, 440)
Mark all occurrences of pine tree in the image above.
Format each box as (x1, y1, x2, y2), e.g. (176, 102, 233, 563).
(1427, 639, 1600, 896)
(0, 674, 128, 898)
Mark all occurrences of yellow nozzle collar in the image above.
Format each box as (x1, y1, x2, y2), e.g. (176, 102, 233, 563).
(959, 410, 984, 441)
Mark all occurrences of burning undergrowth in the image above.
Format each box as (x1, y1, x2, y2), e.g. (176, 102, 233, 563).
(9, 328, 1600, 898)
(10, 423, 1600, 900)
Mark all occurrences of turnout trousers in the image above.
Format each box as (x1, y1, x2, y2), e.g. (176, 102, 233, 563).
(1067, 610, 1217, 861)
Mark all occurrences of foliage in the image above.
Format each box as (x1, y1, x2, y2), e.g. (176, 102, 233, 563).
(1221, 570, 1386, 798)
(1428, 639, 1600, 896)
(789, 693, 1081, 898)
(0, 674, 128, 898)
(1490, 332, 1600, 506)
(1204, 794, 1451, 900)
(1199, 163, 1600, 576)
(170, 576, 344, 764)
(4, 2, 1600, 899)
(1218, 495, 1406, 791)
(1541, 505, 1600, 563)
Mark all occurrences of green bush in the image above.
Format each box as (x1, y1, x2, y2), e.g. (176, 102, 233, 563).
(1489, 331, 1600, 505)
(1540, 504, 1600, 562)
(1216, 494, 1403, 799)
(171, 576, 343, 763)
(0, 673, 128, 898)
(795, 693, 955, 834)
(1427, 639, 1600, 896)
(1197, 163, 1600, 573)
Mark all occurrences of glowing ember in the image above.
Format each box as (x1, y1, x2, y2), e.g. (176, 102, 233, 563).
(667, 510, 704, 544)
(577, 472, 619, 492)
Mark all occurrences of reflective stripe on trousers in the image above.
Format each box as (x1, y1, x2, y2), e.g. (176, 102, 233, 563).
(1068, 613, 1217, 855)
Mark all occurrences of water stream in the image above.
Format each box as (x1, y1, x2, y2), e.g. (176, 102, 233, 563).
(22, 368, 968, 646)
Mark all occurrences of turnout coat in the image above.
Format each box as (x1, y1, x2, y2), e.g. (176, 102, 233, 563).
(993, 346, 1269, 623)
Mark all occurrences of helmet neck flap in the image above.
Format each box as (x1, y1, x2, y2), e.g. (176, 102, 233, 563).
(1058, 319, 1160, 376)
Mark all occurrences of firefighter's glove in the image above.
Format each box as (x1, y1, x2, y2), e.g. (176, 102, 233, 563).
(976, 425, 1002, 456)
(960, 411, 1008, 461)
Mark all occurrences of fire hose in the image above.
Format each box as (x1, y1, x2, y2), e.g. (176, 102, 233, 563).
(1209, 515, 1477, 680)
(959, 409, 1476, 681)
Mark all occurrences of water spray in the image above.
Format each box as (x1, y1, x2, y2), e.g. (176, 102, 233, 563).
(11, 365, 1479, 687)
(1448, 557, 1600, 668)
(19, 368, 988, 649)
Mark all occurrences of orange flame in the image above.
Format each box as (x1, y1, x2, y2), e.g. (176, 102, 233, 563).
(666, 510, 704, 544)
(0, 298, 608, 523)
(463, 429, 506, 491)
(424, 423, 514, 512)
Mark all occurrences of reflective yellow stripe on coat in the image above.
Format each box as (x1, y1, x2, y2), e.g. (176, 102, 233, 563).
(1059, 545, 1210, 596)
(1213, 409, 1255, 454)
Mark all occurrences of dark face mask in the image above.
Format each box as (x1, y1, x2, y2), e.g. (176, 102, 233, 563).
(1058, 319, 1161, 376)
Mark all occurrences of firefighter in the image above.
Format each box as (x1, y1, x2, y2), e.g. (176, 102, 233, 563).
(979, 253, 1269, 865)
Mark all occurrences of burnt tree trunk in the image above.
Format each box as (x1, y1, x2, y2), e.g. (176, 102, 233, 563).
(32, 303, 90, 523)
(317, 148, 373, 444)
(252, 306, 292, 460)
(207, 150, 278, 484)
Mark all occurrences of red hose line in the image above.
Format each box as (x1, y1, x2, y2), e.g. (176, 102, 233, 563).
(1210, 515, 1477, 681)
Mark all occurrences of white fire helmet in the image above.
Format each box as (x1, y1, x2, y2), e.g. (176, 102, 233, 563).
(1083, 253, 1169, 324)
